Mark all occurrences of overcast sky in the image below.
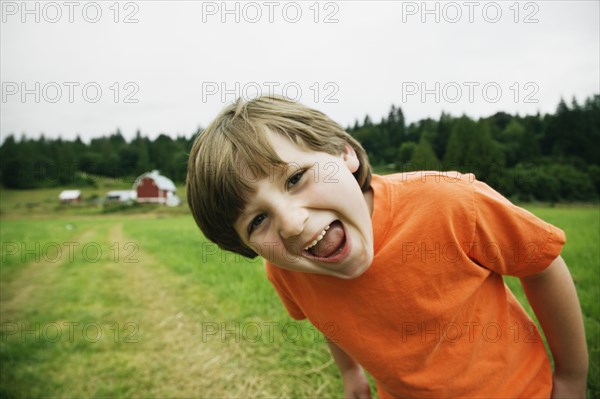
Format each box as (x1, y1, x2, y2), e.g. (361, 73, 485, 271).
(1, 0, 598, 142)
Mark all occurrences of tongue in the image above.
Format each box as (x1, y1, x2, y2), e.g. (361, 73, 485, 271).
(309, 221, 345, 258)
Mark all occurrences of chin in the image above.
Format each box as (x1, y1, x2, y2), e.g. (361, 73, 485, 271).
(334, 252, 373, 280)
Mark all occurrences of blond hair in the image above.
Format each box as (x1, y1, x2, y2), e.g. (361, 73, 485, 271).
(186, 95, 372, 258)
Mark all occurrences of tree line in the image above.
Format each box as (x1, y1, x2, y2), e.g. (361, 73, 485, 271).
(1, 94, 598, 201)
(0, 130, 193, 189)
(349, 95, 599, 201)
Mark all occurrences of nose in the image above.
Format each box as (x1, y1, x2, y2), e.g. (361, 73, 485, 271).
(276, 206, 308, 240)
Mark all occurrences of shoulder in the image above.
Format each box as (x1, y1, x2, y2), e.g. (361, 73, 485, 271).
(369, 172, 479, 245)
(265, 260, 282, 282)
(378, 170, 476, 186)
(265, 259, 298, 287)
(373, 171, 477, 207)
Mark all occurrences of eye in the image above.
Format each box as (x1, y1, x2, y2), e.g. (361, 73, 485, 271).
(248, 213, 267, 234)
(287, 169, 305, 189)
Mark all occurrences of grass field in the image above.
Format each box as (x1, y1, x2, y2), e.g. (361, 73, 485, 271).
(1, 189, 598, 398)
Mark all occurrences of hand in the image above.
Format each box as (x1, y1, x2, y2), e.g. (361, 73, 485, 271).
(551, 372, 587, 399)
(342, 366, 372, 399)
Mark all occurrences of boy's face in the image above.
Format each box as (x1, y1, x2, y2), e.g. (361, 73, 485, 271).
(234, 132, 374, 279)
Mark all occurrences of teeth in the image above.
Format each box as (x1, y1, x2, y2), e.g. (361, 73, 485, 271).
(304, 225, 330, 250)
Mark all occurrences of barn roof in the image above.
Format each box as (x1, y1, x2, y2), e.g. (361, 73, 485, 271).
(133, 170, 176, 191)
(59, 190, 81, 200)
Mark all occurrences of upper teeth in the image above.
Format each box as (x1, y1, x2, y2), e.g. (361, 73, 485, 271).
(304, 225, 330, 250)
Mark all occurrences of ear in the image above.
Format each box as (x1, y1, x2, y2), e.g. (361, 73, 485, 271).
(342, 145, 360, 173)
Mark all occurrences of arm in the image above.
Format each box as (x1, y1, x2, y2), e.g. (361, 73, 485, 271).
(327, 341, 372, 399)
(520, 255, 588, 398)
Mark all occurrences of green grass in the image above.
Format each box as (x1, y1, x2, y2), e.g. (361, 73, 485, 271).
(0, 197, 598, 397)
(122, 217, 344, 395)
(0, 215, 345, 397)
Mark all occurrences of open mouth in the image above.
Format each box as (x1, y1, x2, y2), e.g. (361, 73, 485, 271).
(303, 220, 348, 262)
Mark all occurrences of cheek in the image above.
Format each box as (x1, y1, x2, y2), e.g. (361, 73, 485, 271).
(330, 172, 363, 197)
(316, 161, 356, 187)
(246, 232, 286, 259)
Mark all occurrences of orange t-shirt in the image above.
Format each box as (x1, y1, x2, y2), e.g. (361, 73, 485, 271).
(266, 172, 566, 398)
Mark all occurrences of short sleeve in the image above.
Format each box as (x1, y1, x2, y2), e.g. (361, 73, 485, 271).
(468, 179, 566, 277)
(265, 261, 307, 320)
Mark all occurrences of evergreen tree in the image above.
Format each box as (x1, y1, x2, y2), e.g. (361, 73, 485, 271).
(0, 135, 23, 188)
(408, 136, 440, 171)
(501, 119, 526, 167)
(386, 105, 405, 148)
(132, 130, 151, 175)
(435, 112, 453, 161)
(397, 142, 418, 169)
(444, 116, 504, 184)
(151, 134, 176, 177)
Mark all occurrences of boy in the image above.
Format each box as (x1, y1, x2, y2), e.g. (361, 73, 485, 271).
(187, 95, 588, 398)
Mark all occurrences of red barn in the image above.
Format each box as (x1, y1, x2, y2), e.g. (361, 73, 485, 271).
(133, 170, 178, 205)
